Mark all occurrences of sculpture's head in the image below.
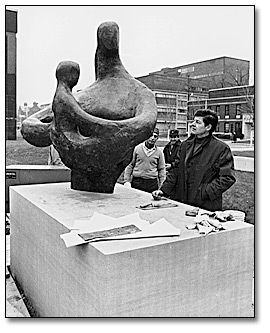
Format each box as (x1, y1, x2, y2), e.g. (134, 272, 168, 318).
(55, 61, 80, 89)
(97, 21, 119, 51)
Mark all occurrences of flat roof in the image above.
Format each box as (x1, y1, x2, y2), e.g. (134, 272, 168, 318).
(163, 56, 250, 72)
(209, 85, 253, 92)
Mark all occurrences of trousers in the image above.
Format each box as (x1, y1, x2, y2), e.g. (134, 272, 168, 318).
(131, 177, 158, 193)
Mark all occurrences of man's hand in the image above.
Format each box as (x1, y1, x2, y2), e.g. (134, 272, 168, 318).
(165, 163, 171, 171)
(152, 189, 163, 200)
(124, 182, 132, 188)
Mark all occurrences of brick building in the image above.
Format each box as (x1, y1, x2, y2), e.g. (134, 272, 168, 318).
(152, 56, 250, 89)
(188, 85, 254, 139)
(6, 8, 18, 140)
(28, 102, 41, 117)
(136, 56, 251, 137)
(136, 74, 208, 137)
(17, 102, 42, 129)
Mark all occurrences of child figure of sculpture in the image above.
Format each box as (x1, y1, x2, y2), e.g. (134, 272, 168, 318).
(21, 22, 157, 193)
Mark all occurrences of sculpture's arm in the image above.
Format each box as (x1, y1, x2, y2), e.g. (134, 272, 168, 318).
(21, 105, 53, 147)
(53, 83, 157, 147)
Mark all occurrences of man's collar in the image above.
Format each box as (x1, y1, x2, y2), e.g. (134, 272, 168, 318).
(144, 142, 156, 150)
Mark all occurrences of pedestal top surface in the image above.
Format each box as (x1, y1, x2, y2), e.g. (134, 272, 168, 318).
(11, 182, 253, 255)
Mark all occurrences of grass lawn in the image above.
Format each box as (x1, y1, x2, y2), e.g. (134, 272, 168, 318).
(6, 136, 254, 224)
(6, 136, 50, 166)
(223, 170, 254, 224)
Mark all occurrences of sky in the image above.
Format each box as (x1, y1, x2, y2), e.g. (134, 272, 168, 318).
(6, 4, 255, 108)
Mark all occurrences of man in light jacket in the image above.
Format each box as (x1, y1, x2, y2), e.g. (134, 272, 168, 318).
(124, 128, 166, 193)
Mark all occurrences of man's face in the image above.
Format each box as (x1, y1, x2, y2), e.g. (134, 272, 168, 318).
(170, 136, 178, 144)
(146, 132, 159, 146)
(190, 116, 211, 137)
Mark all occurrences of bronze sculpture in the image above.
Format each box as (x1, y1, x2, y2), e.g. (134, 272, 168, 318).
(21, 21, 157, 193)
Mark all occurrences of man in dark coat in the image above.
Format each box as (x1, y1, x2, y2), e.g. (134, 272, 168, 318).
(152, 109, 236, 211)
(163, 129, 181, 172)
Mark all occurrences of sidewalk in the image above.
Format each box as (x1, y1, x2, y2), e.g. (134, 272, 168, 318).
(225, 140, 254, 152)
(6, 233, 31, 317)
(234, 156, 254, 172)
(225, 140, 254, 172)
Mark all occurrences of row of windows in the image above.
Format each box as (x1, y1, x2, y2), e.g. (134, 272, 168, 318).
(223, 122, 242, 133)
(156, 97, 176, 106)
(158, 107, 175, 113)
(157, 107, 186, 114)
(213, 104, 242, 115)
(192, 71, 223, 80)
(158, 112, 176, 121)
(156, 93, 209, 107)
(178, 100, 187, 108)
(178, 66, 194, 74)
(155, 93, 176, 99)
(156, 98, 188, 109)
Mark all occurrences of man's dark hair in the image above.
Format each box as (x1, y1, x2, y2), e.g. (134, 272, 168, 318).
(194, 109, 218, 134)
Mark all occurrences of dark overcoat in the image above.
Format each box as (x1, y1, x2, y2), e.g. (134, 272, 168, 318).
(161, 134, 236, 211)
(163, 140, 181, 167)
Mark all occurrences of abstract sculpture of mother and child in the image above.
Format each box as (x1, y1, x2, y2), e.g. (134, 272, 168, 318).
(21, 21, 157, 193)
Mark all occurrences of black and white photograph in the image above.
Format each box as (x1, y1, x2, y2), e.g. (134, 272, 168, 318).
(4, 2, 263, 325)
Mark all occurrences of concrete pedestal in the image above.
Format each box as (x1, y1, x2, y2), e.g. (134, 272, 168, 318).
(10, 183, 254, 317)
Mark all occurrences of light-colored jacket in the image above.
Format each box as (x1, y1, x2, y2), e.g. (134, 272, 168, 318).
(124, 143, 166, 187)
(48, 145, 64, 166)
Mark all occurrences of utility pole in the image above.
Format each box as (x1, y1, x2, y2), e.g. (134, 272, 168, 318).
(175, 92, 178, 130)
(187, 74, 190, 102)
(187, 74, 191, 136)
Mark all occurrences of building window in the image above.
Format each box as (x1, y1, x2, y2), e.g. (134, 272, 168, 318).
(179, 100, 187, 108)
(224, 122, 230, 133)
(178, 66, 194, 74)
(235, 122, 242, 132)
(216, 105, 220, 116)
(225, 105, 229, 116)
(230, 124, 234, 133)
(156, 95, 176, 107)
(156, 93, 176, 99)
(236, 104, 241, 118)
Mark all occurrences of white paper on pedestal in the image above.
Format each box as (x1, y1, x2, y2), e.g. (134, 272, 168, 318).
(60, 212, 180, 249)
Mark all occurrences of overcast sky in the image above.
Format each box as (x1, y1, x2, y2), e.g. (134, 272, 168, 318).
(7, 5, 254, 108)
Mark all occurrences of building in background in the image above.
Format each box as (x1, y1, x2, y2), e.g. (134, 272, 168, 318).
(6, 8, 18, 140)
(188, 85, 254, 140)
(12, 48, 252, 140)
(136, 74, 208, 137)
(17, 102, 44, 129)
(151, 56, 250, 89)
(17, 103, 29, 129)
(137, 56, 251, 138)
(28, 102, 40, 117)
